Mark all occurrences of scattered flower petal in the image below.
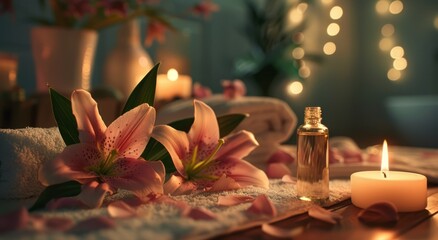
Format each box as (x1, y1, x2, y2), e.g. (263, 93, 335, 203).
(145, 20, 167, 46)
(0, 207, 29, 233)
(68, 216, 115, 233)
(222, 79, 246, 99)
(261, 223, 303, 238)
(209, 174, 240, 192)
(40, 217, 74, 232)
(267, 149, 295, 164)
(217, 195, 255, 206)
(183, 207, 217, 220)
(358, 202, 399, 226)
(193, 82, 212, 99)
(266, 162, 291, 179)
(281, 174, 296, 183)
(308, 205, 342, 224)
(107, 201, 138, 218)
(247, 195, 277, 217)
(191, 0, 219, 18)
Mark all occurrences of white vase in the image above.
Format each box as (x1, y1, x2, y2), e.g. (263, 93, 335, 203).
(103, 19, 154, 98)
(31, 27, 98, 93)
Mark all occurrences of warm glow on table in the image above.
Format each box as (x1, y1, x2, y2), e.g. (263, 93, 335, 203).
(350, 140, 427, 212)
(155, 68, 192, 101)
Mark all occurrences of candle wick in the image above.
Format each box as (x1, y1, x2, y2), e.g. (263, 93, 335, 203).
(382, 171, 387, 178)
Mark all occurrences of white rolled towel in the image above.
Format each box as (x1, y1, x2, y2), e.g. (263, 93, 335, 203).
(157, 95, 297, 166)
(0, 127, 65, 200)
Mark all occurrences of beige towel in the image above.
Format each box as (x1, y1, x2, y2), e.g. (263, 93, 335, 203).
(0, 127, 65, 199)
(157, 95, 297, 166)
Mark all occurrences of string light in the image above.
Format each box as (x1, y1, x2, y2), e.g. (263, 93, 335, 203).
(327, 23, 340, 36)
(330, 6, 343, 20)
(287, 81, 304, 95)
(377, 0, 407, 81)
(292, 47, 305, 59)
(323, 42, 336, 55)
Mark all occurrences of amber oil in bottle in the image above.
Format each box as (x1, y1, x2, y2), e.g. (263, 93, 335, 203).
(296, 107, 329, 201)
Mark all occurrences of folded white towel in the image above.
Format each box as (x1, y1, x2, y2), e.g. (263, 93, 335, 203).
(0, 127, 65, 200)
(157, 95, 297, 147)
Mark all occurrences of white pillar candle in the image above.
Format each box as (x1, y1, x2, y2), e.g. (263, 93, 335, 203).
(155, 68, 192, 101)
(350, 140, 427, 212)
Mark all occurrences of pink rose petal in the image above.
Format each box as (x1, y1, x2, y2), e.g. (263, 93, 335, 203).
(182, 207, 217, 220)
(308, 205, 342, 224)
(107, 201, 138, 218)
(266, 163, 292, 179)
(281, 174, 296, 183)
(68, 216, 115, 233)
(0, 207, 29, 233)
(267, 150, 295, 164)
(358, 202, 398, 226)
(217, 195, 255, 206)
(153, 195, 190, 211)
(247, 195, 277, 217)
(261, 223, 303, 238)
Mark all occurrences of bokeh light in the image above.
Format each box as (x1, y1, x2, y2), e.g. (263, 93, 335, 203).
(330, 6, 343, 20)
(381, 24, 395, 37)
(323, 42, 336, 55)
(299, 66, 311, 78)
(379, 38, 394, 51)
(327, 23, 340, 36)
(393, 57, 407, 70)
(434, 15, 438, 29)
(389, 0, 403, 15)
(387, 68, 401, 81)
(390, 46, 404, 59)
(287, 81, 304, 95)
(292, 47, 305, 59)
(375, 0, 390, 15)
(321, 0, 333, 6)
(289, 8, 304, 26)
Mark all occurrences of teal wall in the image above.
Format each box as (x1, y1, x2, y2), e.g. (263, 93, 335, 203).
(0, 0, 437, 147)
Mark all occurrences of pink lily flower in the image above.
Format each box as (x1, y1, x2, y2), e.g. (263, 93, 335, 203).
(39, 90, 165, 202)
(222, 79, 246, 99)
(152, 100, 269, 195)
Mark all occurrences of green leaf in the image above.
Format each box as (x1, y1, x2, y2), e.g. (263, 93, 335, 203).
(50, 88, 79, 145)
(122, 63, 160, 114)
(29, 181, 82, 211)
(143, 113, 248, 173)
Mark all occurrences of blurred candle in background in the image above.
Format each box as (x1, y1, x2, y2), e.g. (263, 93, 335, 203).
(0, 53, 18, 92)
(156, 68, 192, 101)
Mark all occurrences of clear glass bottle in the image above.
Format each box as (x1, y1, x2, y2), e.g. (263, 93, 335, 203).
(296, 107, 329, 201)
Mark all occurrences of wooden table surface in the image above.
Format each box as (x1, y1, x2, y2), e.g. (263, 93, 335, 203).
(214, 185, 438, 240)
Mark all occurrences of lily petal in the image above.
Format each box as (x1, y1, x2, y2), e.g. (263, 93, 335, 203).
(103, 158, 164, 197)
(308, 205, 343, 224)
(209, 174, 241, 192)
(281, 174, 296, 183)
(71, 89, 106, 144)
(41, 217, 74, 232)
(262, 223, 303, 238)
(182, 207, 217, 220)
(188, 100, 219, 147)
(107, 201, 138, 218)
(104, 104, 155, 159)
(217, 195, 255, 206)
(214, 158, 269, 189)
(78, 181, 112, 208)
(0, 207, 29, 234)
(39, 143, 98, 186)
(163, 175, 198, 196)
(68, 216, 115, 233)
(215, 130, 259, 160)
(247, 194, 277, 217)
(266, 163, 292, 179)
(152, 125, 189, 177)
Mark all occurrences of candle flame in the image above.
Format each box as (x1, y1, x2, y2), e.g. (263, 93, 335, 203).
(381, 140, 389, 172)
(167, 68, 179, 81)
